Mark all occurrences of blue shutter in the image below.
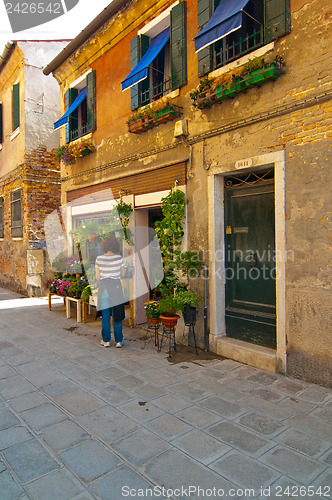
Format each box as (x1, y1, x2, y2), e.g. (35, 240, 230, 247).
(171, 1, 187, 89)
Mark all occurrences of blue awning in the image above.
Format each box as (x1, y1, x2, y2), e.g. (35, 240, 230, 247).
(54, 87, 87, 130)
(122, 27, 170, 91)
(194, 0, 249, 53)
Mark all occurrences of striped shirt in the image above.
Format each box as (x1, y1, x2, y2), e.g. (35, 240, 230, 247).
(95, 254, 124, 280)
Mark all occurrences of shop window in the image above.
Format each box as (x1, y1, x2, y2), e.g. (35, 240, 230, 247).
(196, 0, 290, 76)
(11, 189, 22, 237)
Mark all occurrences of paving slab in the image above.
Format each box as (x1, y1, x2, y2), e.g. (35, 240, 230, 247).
(59, 440, 122, 483)
(0, 408, 21, 430)
(260, 445, 327, 485)
(111, 428, 170, 467)
(55, 390, 104, 416)
(198, 396, 246, 419)
(41, 420, 90, 452)
(25, 469, 84, 500)
(0, 426, 33, 450)
(172, 429, 230, 464)
(238, 412, 286, 437)
(8, 391, 49, 412)
(117, 399, 165, 423)
(211, 451, 279, 490)
(20, 403, 67, 431)
(0, 470, 25, 500)
(274, 428, 330, 458)
(88, 465, 153, 500)
(175, 405, 222, 429)
(3, 439, 59, 483)
(146, 413, 193, 441)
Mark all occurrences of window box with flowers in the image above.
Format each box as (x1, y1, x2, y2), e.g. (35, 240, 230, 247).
(57, 138, 95, 165)
(190, 57, 284, 109)
(127, 97, 182, 134)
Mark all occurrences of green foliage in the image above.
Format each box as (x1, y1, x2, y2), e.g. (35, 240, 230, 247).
(176, 289, 201, 312)
(158, 294, 182, 316)
(175, 251, 203, 280)
(154, 189, 187, 269)
(144, 300, 160, 318)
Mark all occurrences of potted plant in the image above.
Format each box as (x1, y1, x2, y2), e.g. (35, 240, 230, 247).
(177, 288, 201, 324)
(144, 300, 161, 325)
(158, 294, 182, 328)
(69, 220, 100, 246)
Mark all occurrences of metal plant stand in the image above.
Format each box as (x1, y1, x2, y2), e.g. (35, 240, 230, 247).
(185, 321, 198, 355)
(147, 321, 160, 348)
(158, 325, 177, 358)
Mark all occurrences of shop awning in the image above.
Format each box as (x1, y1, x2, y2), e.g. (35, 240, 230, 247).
(194, 0, 249, 53)
(54, 87, 87, 130)
(121, 27, 170, 91)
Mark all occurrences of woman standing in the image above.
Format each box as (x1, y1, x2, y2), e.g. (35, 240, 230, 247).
(95, 237, 125, 348)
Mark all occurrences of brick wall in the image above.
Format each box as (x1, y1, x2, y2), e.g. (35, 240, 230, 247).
(0, 146, 61, 295)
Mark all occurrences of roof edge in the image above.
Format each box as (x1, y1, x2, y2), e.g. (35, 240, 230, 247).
(0, 42, 15, 74)
(43, 0, 129, 75)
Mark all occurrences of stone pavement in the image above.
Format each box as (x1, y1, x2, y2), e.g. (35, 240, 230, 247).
(0, 287, 331, 500)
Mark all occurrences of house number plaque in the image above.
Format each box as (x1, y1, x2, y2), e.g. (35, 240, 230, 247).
(235, 158, 253, 170)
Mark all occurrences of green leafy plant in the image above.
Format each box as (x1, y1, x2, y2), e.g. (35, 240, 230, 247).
(158, 295, 182, 317)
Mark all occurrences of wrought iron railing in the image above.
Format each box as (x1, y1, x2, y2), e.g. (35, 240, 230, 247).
(70, 124, 88, 142)
(141, 77, 172, 106)
(215, 27, 263, 69)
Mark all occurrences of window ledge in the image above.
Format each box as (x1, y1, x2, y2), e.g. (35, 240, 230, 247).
(10, 128, 20, 141)
(208, 42, 275, 79)
(12, 237, 23, 241)
(69, 132, 92, 145)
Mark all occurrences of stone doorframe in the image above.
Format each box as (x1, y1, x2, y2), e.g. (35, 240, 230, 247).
(207, 150, 287, 373)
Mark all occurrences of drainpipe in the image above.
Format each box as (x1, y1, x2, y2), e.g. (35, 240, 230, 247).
(203, 265, 209, 351)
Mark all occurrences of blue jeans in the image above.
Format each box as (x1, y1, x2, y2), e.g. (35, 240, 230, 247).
(100, 290, 123, 343)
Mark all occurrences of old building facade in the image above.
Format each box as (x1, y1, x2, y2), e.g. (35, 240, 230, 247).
(0, 41, 68, 296)
(44, 0, 331, 386)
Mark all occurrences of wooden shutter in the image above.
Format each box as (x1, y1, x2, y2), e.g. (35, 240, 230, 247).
(130, 35, 150, 110)
(87, 70, 96, 132)
(171, 1, 187, 90)
(12, 83, 20, 131)
(65, 87, 78, 143)
(0, 103, 3, 143)
(197, 0, 218, 76)
(265, 0, 291, 43)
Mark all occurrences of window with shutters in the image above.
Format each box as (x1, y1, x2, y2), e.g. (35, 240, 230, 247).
(0, 197, 4, 239)
(65, 71, 96, 143)
(12, 83, 20, 131)
(197, 0, 290, 76)
(11, 189, 23, 238)
(126, 1, 187, 110)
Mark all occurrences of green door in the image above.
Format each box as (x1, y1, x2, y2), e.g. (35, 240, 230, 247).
(225, 178, 276, 348)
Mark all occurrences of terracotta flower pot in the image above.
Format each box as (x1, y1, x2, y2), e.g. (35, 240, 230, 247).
(147, 317, 159, 325)
(160, 314, 180, 328)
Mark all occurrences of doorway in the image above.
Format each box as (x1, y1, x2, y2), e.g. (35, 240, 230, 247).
(135, 206, 163, 324)
(224, 169, 276, 348)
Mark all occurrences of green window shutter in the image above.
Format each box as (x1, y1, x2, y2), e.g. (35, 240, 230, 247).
(130, 35, 150, 110)
(139, 35, 150, 106)
(65, 88, 78, 142)
(171, 1, 187, 90)
(130, 36, 140, 110)
(12, 83, 20, 131)
(0, 103, 3, 143)
(197, 0, 216, 76)
(265, 0, 291, 43)
(87, 70, 96, 132)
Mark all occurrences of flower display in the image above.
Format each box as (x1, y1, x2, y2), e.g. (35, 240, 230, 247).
(57, 139, 95, 165)
(144, 300, 160, 319)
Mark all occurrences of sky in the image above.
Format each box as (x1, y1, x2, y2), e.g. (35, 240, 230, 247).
(0, 0, 113, 50)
